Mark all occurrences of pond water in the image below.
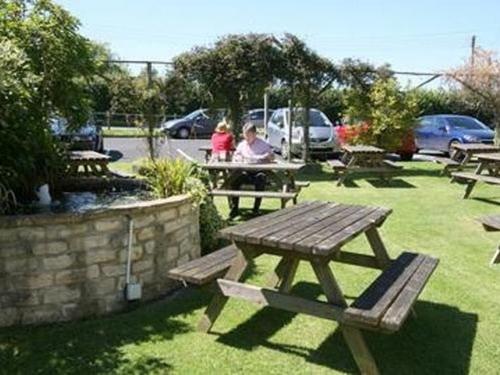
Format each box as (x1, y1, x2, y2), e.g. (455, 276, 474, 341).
(24, 190, 152, 215)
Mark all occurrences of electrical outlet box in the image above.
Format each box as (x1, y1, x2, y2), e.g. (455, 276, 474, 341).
(125, 283, 142, 301)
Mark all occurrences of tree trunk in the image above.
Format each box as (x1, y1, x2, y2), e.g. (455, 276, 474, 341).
(228, 104, 243, 141)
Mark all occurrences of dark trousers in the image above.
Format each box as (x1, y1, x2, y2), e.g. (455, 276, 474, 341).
(230, 171, 267, 211)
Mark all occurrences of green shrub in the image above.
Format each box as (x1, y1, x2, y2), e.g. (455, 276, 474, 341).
(140, 159, 225, 253)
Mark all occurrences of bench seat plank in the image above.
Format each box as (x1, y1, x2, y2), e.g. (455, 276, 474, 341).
(451, 172, 500, 184)
(210, 189, 297, 199)
(380, 256, 439, 331)
(327, 160, 347, 169)
(168, 245, 237, 285)
(344, 252, 425, 327)
(432, 157, 460, 167)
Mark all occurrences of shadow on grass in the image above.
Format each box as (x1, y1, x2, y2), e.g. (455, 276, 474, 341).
(367, 178, 416, 189)
(0, 288, 209, 374)
(471, 197, 500, 206)
(215, 283, 477, 374)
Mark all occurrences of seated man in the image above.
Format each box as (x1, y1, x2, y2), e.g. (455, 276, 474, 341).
(230, 123, 274, 218)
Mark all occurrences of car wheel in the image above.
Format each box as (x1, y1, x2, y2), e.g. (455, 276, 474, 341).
(177, 127, 190, 139)
(281, 140, 289, 160)
(398, 153, 413, 161)
(448, 140, 460, 156)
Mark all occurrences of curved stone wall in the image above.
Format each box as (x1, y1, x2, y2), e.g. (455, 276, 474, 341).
(0, 194, 200, 327)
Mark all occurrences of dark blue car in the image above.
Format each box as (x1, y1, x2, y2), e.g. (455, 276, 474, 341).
(415, 115, 494, 155)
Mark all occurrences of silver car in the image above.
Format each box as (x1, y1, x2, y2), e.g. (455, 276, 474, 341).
(266, 108, 339, 158)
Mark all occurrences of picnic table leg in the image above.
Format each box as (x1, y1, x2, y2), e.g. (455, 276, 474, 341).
(197, 246, 256, 333)
(311, 260, 379, 375)
(337, 155, 356, 187)
(364, 227, 391, 269)
(265, 256, 299, 293)
(464, 161, 486, 199)
(490, 244, 500, 266)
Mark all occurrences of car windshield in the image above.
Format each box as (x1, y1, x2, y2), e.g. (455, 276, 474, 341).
(292, 109, 332, 127)
(50, 118, 95, 135)
(446, 117, 489, 130)
(185, 110, 206, 120)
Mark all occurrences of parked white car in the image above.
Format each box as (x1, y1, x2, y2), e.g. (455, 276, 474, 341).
(266, 108, 339, 158)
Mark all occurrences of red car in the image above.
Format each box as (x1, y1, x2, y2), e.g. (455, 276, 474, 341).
(335, 123, 416, 161)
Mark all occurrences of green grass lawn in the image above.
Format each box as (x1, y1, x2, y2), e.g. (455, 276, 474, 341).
(1, 161, 500, 374)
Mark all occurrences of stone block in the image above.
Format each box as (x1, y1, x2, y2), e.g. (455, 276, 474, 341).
(177, 254, 189, 267)
(143, 240, 155, 255)
(136, 227, 155, 241)
(85, 278, 116, 296)
(19, 228, 46, 241)
(132, 258, 153, 273)
(101, 263, 126, 277)
(47, 224, 88, 240)
(133, 215, 155, 229)
(55, 265, 99, 284)
(178, 204, 194, 217)
(155, 209, 178, 222)
(43, 285, 81, 304)
(166, 246, 179, 262)
(43, 254, 75, 270)
(4, 257, 39, 273)
(32, 241, 68, 256)
(93, 219, 124, 232)
(85, 249, 117, 264)
(0, 229, 18, 243)
(82, 235, 110, 250)
(14, 273, 53, 289)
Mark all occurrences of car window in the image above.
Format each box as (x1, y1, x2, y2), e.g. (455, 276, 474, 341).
(292, 109, 332, 127)
(418, 117, 434, 129)
(250, 111, 264, 120)
(271, 111, 284, 127)
(446, 116, 488, 130)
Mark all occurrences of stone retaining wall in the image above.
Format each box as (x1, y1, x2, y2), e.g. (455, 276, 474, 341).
(0, 194, 200, 327)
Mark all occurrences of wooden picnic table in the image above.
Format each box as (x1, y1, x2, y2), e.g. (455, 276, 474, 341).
(195, 201, 438, 374)
(328, 145, 402, 186)
(68, 151, 111, 177)
(450, 143, 500, 166)
(200, 161, 306, 209)
(478, 214, 500, 265)
(451, 152, 500, 198)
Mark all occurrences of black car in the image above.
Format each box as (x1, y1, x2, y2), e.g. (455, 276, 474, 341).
(50, 117, 104, 152)
(160, 109, 226, 139)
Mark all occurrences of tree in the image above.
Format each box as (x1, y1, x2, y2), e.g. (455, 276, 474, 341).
(344, 77, 420, 151)
(173, 34, 281, 137)
(447, 47, 500, 144)
(278, 34, 339, 161)
(0, 0, 107, 205)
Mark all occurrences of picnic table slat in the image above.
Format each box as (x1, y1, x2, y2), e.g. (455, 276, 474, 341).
(201, 161, 305, 171)
(478, 214, 500, 231)
(277, 205, 365, 250)
(313, 207, 392, 254)
(292, 206, 380, 253)
(219, 201, 324, 241)
(476, 152, 500, 162)
(244, 202, 333, 245)
(452, 143, 500, 153)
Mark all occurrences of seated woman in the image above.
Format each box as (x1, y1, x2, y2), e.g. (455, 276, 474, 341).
(211, 121, 234, 161)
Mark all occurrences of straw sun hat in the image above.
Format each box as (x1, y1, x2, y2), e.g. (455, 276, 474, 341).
(215, 121, 230, 133)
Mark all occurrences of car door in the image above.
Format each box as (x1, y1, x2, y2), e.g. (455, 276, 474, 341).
(432, 117, 450, 151)
(415, 117, 434, 150)
(267, 110, 283, 149)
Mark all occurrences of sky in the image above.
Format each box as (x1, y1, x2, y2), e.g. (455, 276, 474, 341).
(56, 0, 500, 86)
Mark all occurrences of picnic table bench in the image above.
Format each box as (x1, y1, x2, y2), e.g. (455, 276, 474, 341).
(478, 214, 500, 265)
(168, 201, 439, 374)
(199, 145, 236, 162)
(328, 145, 402, 186)
(200, 161, 307, 210)
(435, 143, 500, 175)
(68, 151, 111, 177)
(451, 153, 500, 198)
